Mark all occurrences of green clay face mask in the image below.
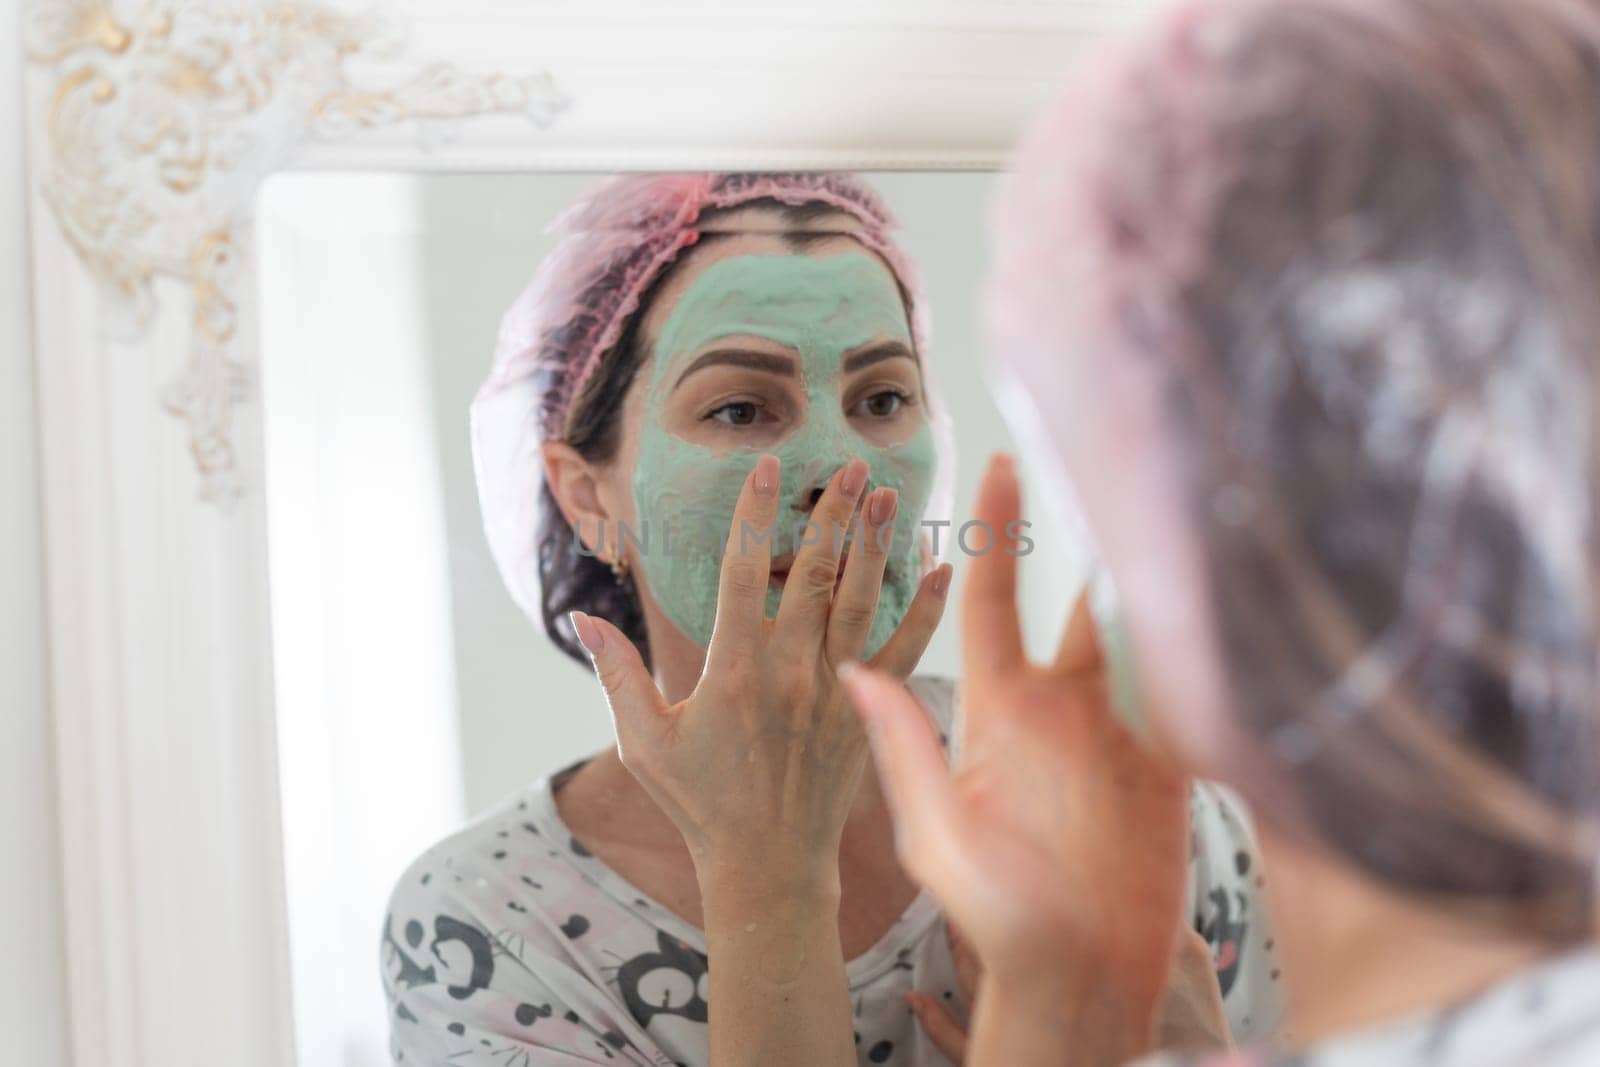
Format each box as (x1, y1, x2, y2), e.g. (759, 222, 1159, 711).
(630, 251, 936, 656)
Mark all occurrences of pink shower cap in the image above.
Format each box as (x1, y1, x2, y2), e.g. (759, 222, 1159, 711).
(472, 172, 954, 628)
(985, 0, 1600, 931)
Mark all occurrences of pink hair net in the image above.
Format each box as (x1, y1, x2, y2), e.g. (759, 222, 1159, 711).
(986, 0, 1600, 932)
(472, 172, 955, 631)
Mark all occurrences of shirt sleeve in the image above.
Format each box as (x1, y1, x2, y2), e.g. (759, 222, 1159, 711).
(1186, 781, 1288, 1047)
(907, 674, 959, 755)
(380, 859, 680, 1067)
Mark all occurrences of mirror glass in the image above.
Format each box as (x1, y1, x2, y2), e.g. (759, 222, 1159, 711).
(255, 171, 1086, 1066)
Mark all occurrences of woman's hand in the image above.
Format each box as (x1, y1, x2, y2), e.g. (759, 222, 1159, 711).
(906, 921, 980, 1061)
(1157, 928, 1232, 1054)
(572, 455, 949, 888)
(840, 454, 1192, 1067)
(910, 924, 1231, 1062)
(572, 454, 950, 1067)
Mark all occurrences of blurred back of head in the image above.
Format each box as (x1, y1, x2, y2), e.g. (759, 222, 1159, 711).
(994, 0, 1600, 938)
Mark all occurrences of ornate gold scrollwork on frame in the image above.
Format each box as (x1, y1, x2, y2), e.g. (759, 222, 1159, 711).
(25, 0, 569, 504)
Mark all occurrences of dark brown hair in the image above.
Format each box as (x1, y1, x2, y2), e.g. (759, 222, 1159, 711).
(538, 197, 908, 669)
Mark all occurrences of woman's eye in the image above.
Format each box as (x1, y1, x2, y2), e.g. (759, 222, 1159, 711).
(707, 400, 762, 426)
(856, 390, 907, 418)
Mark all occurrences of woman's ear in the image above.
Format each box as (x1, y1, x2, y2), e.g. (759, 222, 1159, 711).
(542, 442, 613, 557)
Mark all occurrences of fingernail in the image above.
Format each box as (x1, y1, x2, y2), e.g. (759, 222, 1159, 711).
(929, 564, 952, 597)
(570, 611, 605, 656)
(840, 460, 868, 499)
(868, 487, 898, 526)
(753, 454, 779, 497)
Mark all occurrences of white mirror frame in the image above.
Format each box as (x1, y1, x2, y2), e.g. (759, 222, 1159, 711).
(22, 2, 1149, 1063)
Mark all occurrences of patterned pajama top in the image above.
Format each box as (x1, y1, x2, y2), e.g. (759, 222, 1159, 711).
(382, 676, 1286, 1066)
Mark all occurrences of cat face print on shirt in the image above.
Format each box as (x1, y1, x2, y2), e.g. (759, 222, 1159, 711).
(614, 930, 710, 1049)
(1197, 886, 1250, 998)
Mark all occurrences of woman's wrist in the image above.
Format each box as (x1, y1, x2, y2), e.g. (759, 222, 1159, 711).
(695, 848, 843, 919)
(984, 912, 1169, 1000)
(972, 964, 1155, 1067)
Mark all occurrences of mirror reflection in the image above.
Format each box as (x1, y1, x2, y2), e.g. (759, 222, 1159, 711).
(257, 172, 1271, 1067)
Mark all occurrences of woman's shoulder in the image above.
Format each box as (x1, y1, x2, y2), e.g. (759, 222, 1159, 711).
(377, 771, 665, 1049)
(386, 783, 548, 905)
(414, 793, 525, 862)
(1187, 781, 1259, 866)
(380, 786, 554, 1030)
(905, 672, 955, 702)
(381, 772, 608, 975)
(905, 673, 957, 723)
(379, 775, 684, 1064)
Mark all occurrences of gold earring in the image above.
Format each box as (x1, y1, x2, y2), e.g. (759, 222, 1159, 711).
(607, 552, 629, 584)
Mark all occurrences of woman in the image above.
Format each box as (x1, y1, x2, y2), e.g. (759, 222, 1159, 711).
(842, 0, 1600, 1064)
(381, 173, 1279, 1066)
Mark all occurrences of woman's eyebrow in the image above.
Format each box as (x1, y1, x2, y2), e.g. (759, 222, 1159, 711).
(842, 341, 916, 373)
(673, 348, 798, 389)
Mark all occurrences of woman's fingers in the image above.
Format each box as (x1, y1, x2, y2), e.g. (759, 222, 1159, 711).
(961, 455, 1027, 675)
(1052, 590, 1105, 678)
(571, 611, 671, 758)
(867, 563, 953, 679)
(706, 455, 782, 670)
(907, 993, 969, 1063)
(1156, 927, 1231, 1053)
(826, 486, 898, 663)
(838, 664, 958, 872)
(775, 459, 870, 645)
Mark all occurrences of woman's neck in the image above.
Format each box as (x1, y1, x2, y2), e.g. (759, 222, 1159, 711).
(1262, 827, 1558, 1049)
(651, 638, 705, 705)
(638, 598, 708, 704)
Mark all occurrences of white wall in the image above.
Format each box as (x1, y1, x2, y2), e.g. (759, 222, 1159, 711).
(412, 174, 620, 817)
(258, 174, 472, 1067)
(1, 7, 72, 1065)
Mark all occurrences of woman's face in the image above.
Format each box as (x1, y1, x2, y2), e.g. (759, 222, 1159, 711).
(600, 213, 937, 656)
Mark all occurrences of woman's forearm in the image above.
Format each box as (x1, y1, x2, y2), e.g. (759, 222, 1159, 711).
(699, 862, 857, 1067)
(967, 965, 1153, 1067)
